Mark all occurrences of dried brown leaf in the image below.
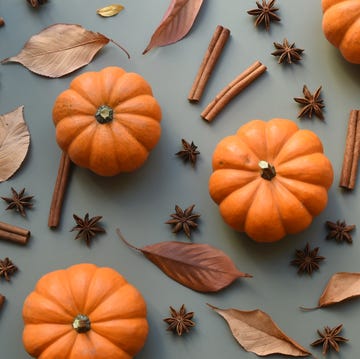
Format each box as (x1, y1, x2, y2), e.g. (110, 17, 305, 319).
(208, 304, 311, 357)
(117, 229, 251, 292)
(0, 106, 30, 182)
(143, 0, 204, 54)
(97, 4, 124, 17)
(1, 24, 128, 78)
(302, 272, 360, 309)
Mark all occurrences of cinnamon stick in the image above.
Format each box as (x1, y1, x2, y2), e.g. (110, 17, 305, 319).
(48, 152, 72, 228)
(201, 61, 267, 122)
(339, 109, 360, 190)
(188, 25, 230, 103)
(0, 221, 30, 245)
(0, 294, 5, 310)
(0, 17, 4, 27)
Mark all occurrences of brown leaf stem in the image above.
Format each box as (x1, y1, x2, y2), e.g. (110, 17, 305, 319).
(116, 228, 142, 251)
(109, 38, 131, 59)
(201, 61, 267, 122)
(0, 221, 30, 245)
(339, 109, 360, 190)
(48, 152, 72, 229)
(299, 305, 321, 311)
(188, 25, 230, 102)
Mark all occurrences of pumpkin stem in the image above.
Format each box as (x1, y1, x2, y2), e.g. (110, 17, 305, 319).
(95, 105, 113, 124)
(259, 160, 276, 180)
(72, 314, 91, 333)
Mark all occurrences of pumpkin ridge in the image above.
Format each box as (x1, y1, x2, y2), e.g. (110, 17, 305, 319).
(108, 72, 153, 107)
(36, 286, 81, 320)
(272, 177, 312, 232)
(237, 123, 267, 161)
(56, 115, 95, 151)
(264, 119, 299, 162)
(22, 323, 73, 357)
(68, 123, 98, 169)
(83, 273, 128, 317)
(70, 72, 105, 108)
(113, 95, 161, 119)
(275, 176, 329, 216)
(110, 121, 149, 172)
(87, 330, 133, 358)
(38, 330, 77, 358)
(244, 180, 286, 241)
(114, 114, 160, 151)
(65, 264, 99, 314)
(33, 270, 81, 319)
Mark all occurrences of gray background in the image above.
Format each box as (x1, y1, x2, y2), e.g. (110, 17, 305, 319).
(1, 0, 360, 358)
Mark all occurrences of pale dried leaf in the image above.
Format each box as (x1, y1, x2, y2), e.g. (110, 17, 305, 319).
(0, 106, 30, 182)
(1, 24, 111, 78)
(117, 229, 251, 292)
(97, 4, 124, 17)
(208, 304, 311, 357)
(143, 0, 204, 54)
(318, 272, 360, 307)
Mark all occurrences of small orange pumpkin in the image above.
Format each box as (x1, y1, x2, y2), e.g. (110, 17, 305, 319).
(322, 0, 360, 64)
(53, 66, 162, 176)
(209, 118, 333, 242)
(22, 263, 149, 359)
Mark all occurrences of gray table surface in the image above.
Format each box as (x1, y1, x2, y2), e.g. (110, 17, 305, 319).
(1, 0, 360, 358)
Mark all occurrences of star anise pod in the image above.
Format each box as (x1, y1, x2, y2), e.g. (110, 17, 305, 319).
(271, 38, 304, 64)
(247, 0, 281, 31)
(326, 220, 355, 243)
(163, 304, 195, 336)
(294, 85, 325, 120)
(175, 139, 200, 167)
(1, 187, 34, 217)
(290, 242, 325, 275)
(0, 257, 18, 282)
(311, 324, 348, 355)
(71, 213, 106, 246)
(165, 204, 200, 238)
(26, 0, 47, 7)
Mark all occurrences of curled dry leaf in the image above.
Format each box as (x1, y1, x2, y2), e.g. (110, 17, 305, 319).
(117, 229, 251, 292)
(301, 272, 360, 309)
(97, 4, 124, 17)
(143, 0, 204, 54)
(0, 106, 30, 182)
(208, 304, 311, 357)
(1, 23, 129, 78)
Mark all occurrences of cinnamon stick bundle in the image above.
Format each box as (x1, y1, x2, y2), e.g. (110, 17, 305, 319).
(201, 61, 267, 122)
(48, 152, 72, 228)
(188, 25, 230, 103)
(0, 221, 30, 245)
(339, 109, 360, 190)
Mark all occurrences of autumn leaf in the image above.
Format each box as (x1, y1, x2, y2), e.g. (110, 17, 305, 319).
(0, 106, 30, 182)
(143, 0, 204, 54)
(301, 272, 360, 309)
(97, 4, 124, 17)
(1, 23, 129, 78)
(208, 304, 311, 357)
(117, 229, 251, 292)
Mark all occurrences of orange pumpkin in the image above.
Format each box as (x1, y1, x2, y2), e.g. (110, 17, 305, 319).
(22, 263, 149, 359)
(53, 66, 162, 176)
(209, 118, 333, 242)
(322, 0, 360, 64)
